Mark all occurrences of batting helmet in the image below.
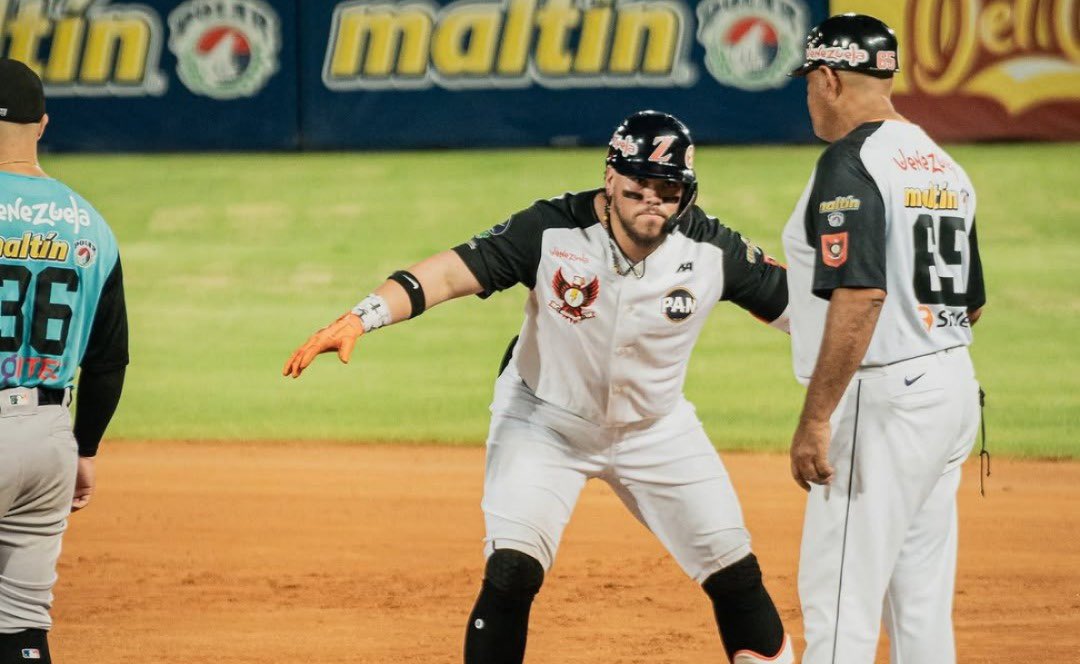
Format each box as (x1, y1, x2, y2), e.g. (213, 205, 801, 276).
(606, 110, 698, 233)
(789, 13, 899, 79)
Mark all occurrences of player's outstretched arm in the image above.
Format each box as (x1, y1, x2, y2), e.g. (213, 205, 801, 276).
(283, 250, 483, 378)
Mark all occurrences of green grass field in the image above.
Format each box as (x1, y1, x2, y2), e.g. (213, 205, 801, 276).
(42, 143, 1080, 458)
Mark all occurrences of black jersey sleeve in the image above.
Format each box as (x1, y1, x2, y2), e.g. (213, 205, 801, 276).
(451, 193, 588, 298)
(451, 204, 547, 298)
(81, 257, 129, 372)
(718, 227, 787, 321)
(73, 366, 125, 457)
(680, 210, 787, 321)
(966, 216, 986, 311)
(805, 134, 887, 300)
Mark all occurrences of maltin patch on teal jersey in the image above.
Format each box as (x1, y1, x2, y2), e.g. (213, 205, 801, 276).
(0, 231, 69, 262)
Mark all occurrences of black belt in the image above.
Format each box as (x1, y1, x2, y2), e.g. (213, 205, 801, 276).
(38, 387, 68, 405)
(0, 386, 68, 405)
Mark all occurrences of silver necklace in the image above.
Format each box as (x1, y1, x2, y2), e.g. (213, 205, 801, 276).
(603, 199, 646, 279)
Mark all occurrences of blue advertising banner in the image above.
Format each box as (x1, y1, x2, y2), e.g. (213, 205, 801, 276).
(18, 0, 300, 152)
(300, 0, 829, 149)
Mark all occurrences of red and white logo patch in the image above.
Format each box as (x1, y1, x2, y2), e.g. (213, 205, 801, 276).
(548, 268, 600, 323)
(821, 232, 848, 267)
(609, 134, 639, 158)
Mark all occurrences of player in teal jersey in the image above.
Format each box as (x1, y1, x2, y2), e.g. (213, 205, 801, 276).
(0, 59, 128, 664)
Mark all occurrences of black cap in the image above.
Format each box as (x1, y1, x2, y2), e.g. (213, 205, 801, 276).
(0, 58, 45, 124)
(790, 13, 899, 78)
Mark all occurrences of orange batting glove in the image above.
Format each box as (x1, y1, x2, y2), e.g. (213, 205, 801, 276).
(283, 313, 365, 378)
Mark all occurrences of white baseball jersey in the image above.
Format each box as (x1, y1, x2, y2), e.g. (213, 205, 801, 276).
(782, 120, 986, 382)
(780, 120, 986, 663)
(450, 189, 789, 586)
(453, 189, 788, 424)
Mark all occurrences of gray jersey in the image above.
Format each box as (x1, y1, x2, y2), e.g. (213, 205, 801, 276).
(454, 189, 788, 424)
(781, 120, 986, 382)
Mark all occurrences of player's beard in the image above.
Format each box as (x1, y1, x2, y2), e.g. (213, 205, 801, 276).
(610, 198, 669, 254)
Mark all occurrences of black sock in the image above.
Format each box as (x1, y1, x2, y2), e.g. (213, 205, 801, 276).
(0, 629, 51, 664)
(464, 579, 536, 664)
(702, 554, 785, 659)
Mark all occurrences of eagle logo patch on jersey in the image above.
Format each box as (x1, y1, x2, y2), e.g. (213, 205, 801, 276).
(821, 232, 848, 268)
(549, 268, 599, 323)
(662, 288, 697, 322)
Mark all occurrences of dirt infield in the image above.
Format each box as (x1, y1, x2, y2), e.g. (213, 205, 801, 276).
(51, 442, 1080, 663)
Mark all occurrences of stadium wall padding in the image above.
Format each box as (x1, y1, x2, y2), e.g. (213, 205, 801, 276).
(22, 0, 1080, 152)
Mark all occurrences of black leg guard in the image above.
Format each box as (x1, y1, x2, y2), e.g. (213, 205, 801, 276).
(464, 549, 544, 664)
(702, 554, 785, 661)
(0, 629, 51, 664)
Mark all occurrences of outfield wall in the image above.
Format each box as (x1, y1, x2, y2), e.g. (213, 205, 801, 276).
(13, 0, 1080, 151)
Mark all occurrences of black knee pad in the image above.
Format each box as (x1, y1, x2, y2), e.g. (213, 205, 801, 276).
(703, 553, 763, 605)
(702, 554, 785, 659)
(484, 549, 544, 598)
(0, 629, 51, 664)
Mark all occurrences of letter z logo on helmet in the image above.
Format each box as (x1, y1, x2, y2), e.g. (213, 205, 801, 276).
(606, 110, 698, 231)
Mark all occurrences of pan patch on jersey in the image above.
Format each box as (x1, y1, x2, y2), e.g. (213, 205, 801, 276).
(821, 232, 848, 268)
(662, 288, 697, 322)
(549, 268, 600, 323)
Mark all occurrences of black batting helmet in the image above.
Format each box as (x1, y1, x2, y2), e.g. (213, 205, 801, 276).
(789, 13, 899, 78)
(606, 110, 697, 232)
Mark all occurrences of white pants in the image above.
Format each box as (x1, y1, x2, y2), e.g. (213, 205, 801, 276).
(482, 373, 751, 583)
(799, 347, 981, 664)
(0, 389, 78, 633)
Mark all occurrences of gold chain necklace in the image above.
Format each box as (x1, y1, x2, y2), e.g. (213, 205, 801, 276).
(0, 159, 38, 168)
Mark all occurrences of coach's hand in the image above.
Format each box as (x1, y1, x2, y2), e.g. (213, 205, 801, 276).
(283, 313, 365, 378)
(790, 418, 834, 491)
(72, 457, 95, 512)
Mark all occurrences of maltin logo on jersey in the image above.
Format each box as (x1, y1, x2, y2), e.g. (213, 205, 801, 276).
(696, 0, 808, 91)
(661, 287, 696, 322)
(168, 0, 281, 100)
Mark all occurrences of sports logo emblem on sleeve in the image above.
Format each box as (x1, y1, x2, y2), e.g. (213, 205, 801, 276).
(695, 0, 808, 91)
(820, 231, 848, 268)
(548, 268, 600, 323)
(168, 0, 282, 100)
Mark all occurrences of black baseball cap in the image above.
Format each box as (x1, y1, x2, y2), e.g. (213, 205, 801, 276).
(0, 58, 45, 124)
(790, 13, 900, 79)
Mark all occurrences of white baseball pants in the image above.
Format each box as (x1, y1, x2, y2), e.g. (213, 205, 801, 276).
(481, 372, 752, 583)
(799, 346, 981, 664)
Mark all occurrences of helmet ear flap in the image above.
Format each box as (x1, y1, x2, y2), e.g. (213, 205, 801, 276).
(662, 181, 698, 234)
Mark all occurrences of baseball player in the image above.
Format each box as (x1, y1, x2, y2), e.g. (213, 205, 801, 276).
(284, 111, 796, 663)
(781, 15, 986, 663)
(0, 59, 129, 664)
